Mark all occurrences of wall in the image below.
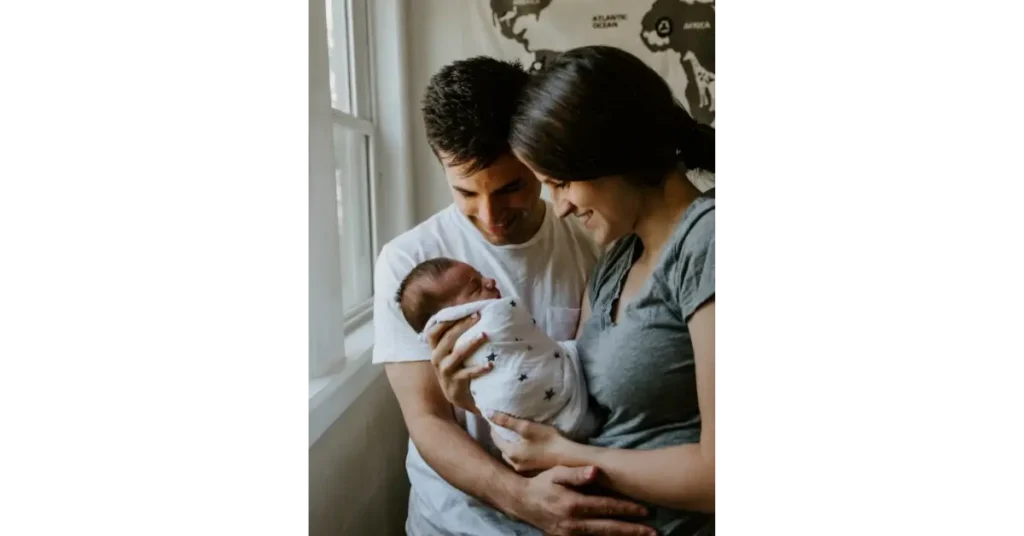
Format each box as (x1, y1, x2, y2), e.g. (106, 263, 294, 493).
(309, 373, 410, 536)
(406, 0, 716, 222)
(407, 0, 467, 221)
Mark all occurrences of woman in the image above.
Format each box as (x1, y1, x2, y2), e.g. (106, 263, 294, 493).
(433, 45, 715, 535)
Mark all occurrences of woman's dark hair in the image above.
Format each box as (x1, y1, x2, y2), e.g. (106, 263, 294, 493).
(510, 45, 714, 185)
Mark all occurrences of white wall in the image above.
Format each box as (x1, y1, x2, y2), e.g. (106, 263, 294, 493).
(309, 374, 409, 536)
(407, 0, 468, 221)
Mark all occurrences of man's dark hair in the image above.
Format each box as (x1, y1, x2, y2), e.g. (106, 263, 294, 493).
(422, 56, 529, 174)
(395, 257, 459, 333)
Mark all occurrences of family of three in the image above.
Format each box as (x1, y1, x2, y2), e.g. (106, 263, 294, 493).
(371, 45, 715, 536)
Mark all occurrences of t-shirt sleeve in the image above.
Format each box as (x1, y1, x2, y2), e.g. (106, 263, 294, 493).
(676, 210, 716, 321)
(371, 243, 432, 364)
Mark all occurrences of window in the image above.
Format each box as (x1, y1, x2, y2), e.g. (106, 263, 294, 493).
(310, 0, 378, 379)
(328, 0, 375, 314)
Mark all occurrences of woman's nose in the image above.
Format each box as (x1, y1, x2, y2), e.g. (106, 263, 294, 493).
(555, 198, 575, 219)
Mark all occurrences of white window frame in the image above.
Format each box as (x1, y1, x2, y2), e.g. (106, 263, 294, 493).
(310, 0, 378, 381)
(332, 0, 378, 330)
(309, 0, 416, 446)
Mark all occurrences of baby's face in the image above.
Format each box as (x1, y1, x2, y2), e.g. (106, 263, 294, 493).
(437, 262, 501, 307)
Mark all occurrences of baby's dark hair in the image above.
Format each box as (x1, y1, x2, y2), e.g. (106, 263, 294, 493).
(395, 257, 459, 333)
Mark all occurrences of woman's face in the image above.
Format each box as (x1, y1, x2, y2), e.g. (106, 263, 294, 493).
(521, 160, 643, 247)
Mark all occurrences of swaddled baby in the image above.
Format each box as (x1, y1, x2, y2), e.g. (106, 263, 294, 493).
(396, 257, 598, 443)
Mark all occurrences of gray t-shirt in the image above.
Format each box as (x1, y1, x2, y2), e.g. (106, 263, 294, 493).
(577, 189, 715, 536)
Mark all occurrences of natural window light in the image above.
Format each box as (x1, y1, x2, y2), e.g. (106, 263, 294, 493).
(309, 0, 410, 446)
(310, 0, 377, 381)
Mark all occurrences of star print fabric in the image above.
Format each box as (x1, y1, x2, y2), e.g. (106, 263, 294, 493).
(419, 297, 598, 443)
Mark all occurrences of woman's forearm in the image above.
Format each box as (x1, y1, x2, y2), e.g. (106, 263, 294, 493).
(560, 441, 715, 513)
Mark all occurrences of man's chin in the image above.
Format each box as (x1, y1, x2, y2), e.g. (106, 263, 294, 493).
(480, 220, 520, 243)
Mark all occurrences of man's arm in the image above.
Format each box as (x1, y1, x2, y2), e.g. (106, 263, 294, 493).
(385, 360, 524, 513)
(385, 360, 655, 536)
(374, 243, 653, 534)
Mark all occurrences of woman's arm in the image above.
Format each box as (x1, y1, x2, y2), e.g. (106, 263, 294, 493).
(574, 286, 592, 339)
(493, 301, 715, 513)
(573, 301, 714, 512)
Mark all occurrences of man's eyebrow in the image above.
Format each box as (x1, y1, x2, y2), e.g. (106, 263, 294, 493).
(493, 178, 523, 193)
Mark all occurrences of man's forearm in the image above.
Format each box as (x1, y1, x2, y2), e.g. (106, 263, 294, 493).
(408, 412, 527, 518)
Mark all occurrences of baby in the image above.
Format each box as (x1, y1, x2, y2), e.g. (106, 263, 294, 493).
(396, 257, 597, 443)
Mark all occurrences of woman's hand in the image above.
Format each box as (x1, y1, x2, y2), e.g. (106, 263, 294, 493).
(426, 313, 493, 414)
(489, 412, 582, 473)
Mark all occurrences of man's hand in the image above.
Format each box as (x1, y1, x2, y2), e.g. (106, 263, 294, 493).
(426, 313, 492, 413)
(509, 465, 656, 536)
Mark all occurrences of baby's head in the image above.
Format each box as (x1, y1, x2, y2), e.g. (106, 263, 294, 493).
(396, 257, 501, 333)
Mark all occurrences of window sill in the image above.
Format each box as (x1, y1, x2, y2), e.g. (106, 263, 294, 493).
(309, 316, 382, 447)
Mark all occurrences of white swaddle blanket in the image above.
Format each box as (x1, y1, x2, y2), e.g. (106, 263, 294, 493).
(419, 297, 597, 443)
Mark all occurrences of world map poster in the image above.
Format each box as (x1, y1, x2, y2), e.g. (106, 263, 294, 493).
(467, 0, 715, 188)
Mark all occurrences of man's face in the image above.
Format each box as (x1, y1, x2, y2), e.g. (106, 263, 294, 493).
(442, 152, 544, 245)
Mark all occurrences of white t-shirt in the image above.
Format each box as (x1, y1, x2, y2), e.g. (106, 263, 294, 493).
(372, 202, 600, 536)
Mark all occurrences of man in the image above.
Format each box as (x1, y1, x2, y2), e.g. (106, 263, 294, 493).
(372, 57, 655, 536)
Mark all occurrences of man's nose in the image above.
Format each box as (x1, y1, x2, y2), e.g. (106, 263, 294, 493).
(477, 198, 503, 226)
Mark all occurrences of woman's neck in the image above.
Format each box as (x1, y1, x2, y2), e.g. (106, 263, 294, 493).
(633, 170, 701, 262)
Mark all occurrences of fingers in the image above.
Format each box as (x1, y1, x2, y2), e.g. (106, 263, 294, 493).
(453, 362, 494, 382)
(427, 314, 479, 362)
(426, 318, 455, 352)
(570, 496, 649, 519)
(439, 331, 488, 375)
(547, 465, 598, 487)
(561, 519, 656, 536)
(491, 428, 511, 451)
(488, 411, 533, 437)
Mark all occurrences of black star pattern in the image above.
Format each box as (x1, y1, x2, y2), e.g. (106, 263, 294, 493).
(554, 352, 560, 359)
(517, 373, 527, 382)
(510, 300, 516, 307)
(486, 352, 497, 363)
(532, 318, 536, 325)
(527, 345, 533, 351)
(514, 337, 522, 342)
(544, 388, 555, 401)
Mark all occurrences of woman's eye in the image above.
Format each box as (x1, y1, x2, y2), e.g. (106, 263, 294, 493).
(553, 181, 568, 190)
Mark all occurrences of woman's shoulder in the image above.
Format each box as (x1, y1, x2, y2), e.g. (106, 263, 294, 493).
(588, 234, 638, 298)
(668, 189, 715, 258)
(659, 190, 715, 316)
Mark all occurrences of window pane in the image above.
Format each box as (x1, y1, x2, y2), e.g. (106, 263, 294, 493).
(326, 0, 351, 113)
(333, 124, 373, 309)
(348, 0, 373, 120)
